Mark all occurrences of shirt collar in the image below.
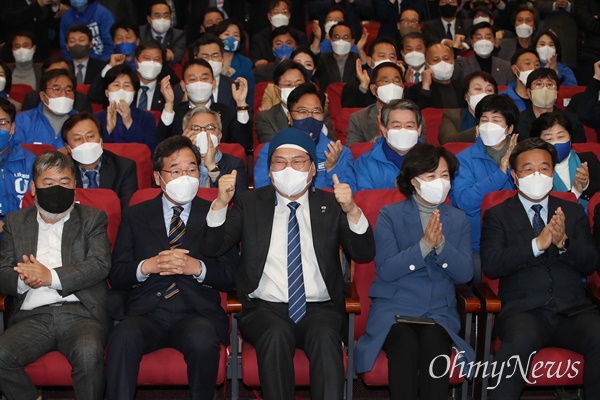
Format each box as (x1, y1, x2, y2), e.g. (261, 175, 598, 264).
(161, 192, 193, 214)
(518, 192, 549, 214)
(36, 208, 71, 230)
(142, 79, 157, 91)
(275, 187, 310, 210)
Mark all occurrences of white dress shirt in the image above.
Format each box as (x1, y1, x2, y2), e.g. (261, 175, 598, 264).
(518, 193, 549, 257)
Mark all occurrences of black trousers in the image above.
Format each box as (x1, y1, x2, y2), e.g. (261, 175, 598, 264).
(491, 304, 600, 400)
(238, 299, 344, 400)
(382, 322, 453, 400)
(106, 295, 221, 400)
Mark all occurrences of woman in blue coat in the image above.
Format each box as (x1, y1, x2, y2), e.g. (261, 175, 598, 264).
(355, 143, 474, 400)
(535, 30, 577, 87)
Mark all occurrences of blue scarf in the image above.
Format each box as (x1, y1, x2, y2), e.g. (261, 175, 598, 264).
(553, 150, 588, 212)
(381, 139, 407, 171)
(460, 108, 477, 132)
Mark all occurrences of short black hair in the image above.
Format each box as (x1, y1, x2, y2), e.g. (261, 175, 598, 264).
(469, 21, 495, 39)
(510, 47, 539, 67)
(330, 21, 353, 38)
(61, 112, 103, 143)
(42, 55, 75, 74)
(368, 36, 397, 58)
(475, 94, 519, 127)
(461, 71, 498, 98)
(273, 59, 306, 86)
(534, 30, 562, 62)
(268, 0, 291, 11)
(511, 4, 539, 29)
(509, 137, 557, 170)
(11, 30, 36, 47)
(397, 143, 459, 197)
(110, 19, 140, 41)
(40, 68, 76, 93)
(135, 39, 165, 63)
(0, 97, 16, 122)
(195, 33, 225, 56)
(214, 19, 245, 51)
(152, 136, 201, 171)
(202, 7, 225, 25)
(370, 62, 404, 86)
(183, 58, 214, 79)
(287, 83, 326, 111)
(0, 59, 13, 94)
(270, 25, 299, 46)
(530, 111, 573, 139)
(66, 24, 93, 42)
(326, 5, 348, 21)
(401, 32, 426, 50)
(147, 0, 171, 16)
(526, 67, 559, 90)
(290, 47, 316, 65)
(103, 63, 140, 93)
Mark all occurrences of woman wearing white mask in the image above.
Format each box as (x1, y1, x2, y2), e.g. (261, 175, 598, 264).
(94, 64, 157, 152)
(531, 111, 600, 211)
(181, 106, 248, 195)
(534, 30, 577, 87)
(450, 94, 519, 281)
(439, 71, 497, 144)
(0, 59, 22, 111)
(497, 6, 538, 62)
(355, 143, 474, 400)
(8, 33, 42, 90)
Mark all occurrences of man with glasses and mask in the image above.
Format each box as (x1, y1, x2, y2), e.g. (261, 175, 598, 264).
(254, 83, 356, 193)
(481, 137, 600, 400)
(515, 68, 587, 142)
(13, 68, 76, 149)
(0, 151, 111, 400)
(201, 128, 375, 400)
(106, 135, 239, 400)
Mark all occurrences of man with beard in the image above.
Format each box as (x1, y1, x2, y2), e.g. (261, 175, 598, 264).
(0, 151, 111, 400)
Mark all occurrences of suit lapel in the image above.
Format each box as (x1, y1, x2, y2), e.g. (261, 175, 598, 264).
(308, 189, 329, 277)
(22, 209, 39, 256)
(182, 197, 206, 249)
(256, 187, 276, 269)
(147, 195, 171, 249)
(61, 207, 81, 266)
(403, 197, 425, 243)
(274, 106, 289, 128)
(99, 153, 115, 188)
(506, 195, 537, 243)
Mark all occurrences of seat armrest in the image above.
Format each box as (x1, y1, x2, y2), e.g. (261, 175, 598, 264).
(344, 282, 360, 314)
(0, 294, 4, 313)
(226, 291, 242, 313)
(585, 281, 600, 306)
(455, 284, 481, 314)
(474, 282, 502, 313)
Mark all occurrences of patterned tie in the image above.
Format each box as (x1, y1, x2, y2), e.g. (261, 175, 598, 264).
(165, 206, 185, 299)
(531, 204, 545, 237)
(414, 71, 421, 83)
(156, 35, 163, 43)
(446, 23, 453, 40)
(138, 86, 149, 110)
(85, 170, 98, 188)
(287, 202, 306, 323)
(76, 64, 84, 85)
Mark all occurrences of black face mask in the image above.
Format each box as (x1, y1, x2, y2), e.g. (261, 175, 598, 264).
(440, 4, 458, 18)
(68, 44, 89, 59)
(35, 185, 75, 214)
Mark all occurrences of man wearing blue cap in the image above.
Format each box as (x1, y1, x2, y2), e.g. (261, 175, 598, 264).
(201, 128, 376, 400)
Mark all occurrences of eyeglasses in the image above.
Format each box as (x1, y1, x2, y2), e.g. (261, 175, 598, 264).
(271, 158, 311, 171)
(189, 124, 217, 134)
(375, 77, 403, 85)
(290, 108, 324, 118)
(161, 168, 199, 179)
(199, 53, 223, 61)
(0, 119, 11, 126)
(46, 85, 75, 96)
(517, 166, 553, 174)
(531, 81, 557, 90)
(400, 18, 420, 25)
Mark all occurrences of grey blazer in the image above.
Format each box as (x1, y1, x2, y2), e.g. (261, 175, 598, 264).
(0, 204, 111, 330)
(139, 24, 187, 64)
(346, 103, 380, 147)
(453, 55, 515, 86)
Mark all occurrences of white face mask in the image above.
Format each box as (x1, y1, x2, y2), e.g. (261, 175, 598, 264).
(70, 141, 103, 165)
(517, 171, 553, 200)
(271, 166, 311, 197)
(137, 61, 162, 80)
(107, 89, 135, 106)
(478, 122, 507, 147)
(196, 132, 219, 156)
(279, 87, 294, 105)
(186, 81, 213, 103)
(270, 14, 289, 28)
(429, 61, 454, 81)
(324, 20, 338, 35)
(517, 68, 534, 85)
(373, 59, 393, 68)
(473, 40, 494, 57)
(208, 60, 222, 77)
(468, 92, 488, 112)
(387, 128, 419, 151)
(162, 174, 200, 204)
(403, 51, 426, 68)
(377, 83, 404, 104)
(536, 45, 556, 63)
(473, 16, 491, 25)
(0, 76, 6, 92)
(151, 18, 171, 34)
(415, 177, 451, 205)
(45, 96, 74, 115)
(13, 48, 34, 63)
(331, 40, 352, 56)
(515, 23, 533, 39)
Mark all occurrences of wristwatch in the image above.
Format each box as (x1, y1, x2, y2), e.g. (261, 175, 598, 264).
(236, 104, 250, 111)
(558, 236, 569, 251)
(210, 164, 221, 173)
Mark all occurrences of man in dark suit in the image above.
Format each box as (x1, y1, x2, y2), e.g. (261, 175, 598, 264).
(62, 112, 138, 209)
(202, 128, 375, 400)
(139, 0, 187, 64)
(0, 151, 111, 400)
(65, 24, 106, 84)
(316, 21, 359, 92)
(106, 135, 239, 400)
(422, 0, 470, 48)
(193, 33, 237, 108)
(481, 138, 600, 400)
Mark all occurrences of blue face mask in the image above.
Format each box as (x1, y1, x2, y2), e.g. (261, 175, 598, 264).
(0, 129, 11, 150)
(292, 117, 324, 144)
(70, 0, 87, 8)
(553, 140, 571, 163)
(274, 44, 294, 61)
(305, 69, 314, 81)
(115, 41, 137, 56)
(222, 36, 240, 53)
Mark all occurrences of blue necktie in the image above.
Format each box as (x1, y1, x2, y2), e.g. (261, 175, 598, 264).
(446, 23, 453, 40)
(531, 204, 545, 237)
(165, 206, 185, 299)
(156, 35, 163, 43)
(85, 170, 98, 188)
(414, 71, 421, 83)
(138, 86, 149, 110)
(287, 202, 306, 323)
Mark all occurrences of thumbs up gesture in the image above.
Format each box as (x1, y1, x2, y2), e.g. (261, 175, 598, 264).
(214, 170, 237, 211)
(332, 174, 361, 223)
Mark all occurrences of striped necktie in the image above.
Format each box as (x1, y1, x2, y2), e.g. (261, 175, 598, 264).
(287, 202, 306, 323)
(165, 205, 185, 299)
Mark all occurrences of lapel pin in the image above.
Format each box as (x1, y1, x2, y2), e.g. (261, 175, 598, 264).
(321, 206, 327, 212)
